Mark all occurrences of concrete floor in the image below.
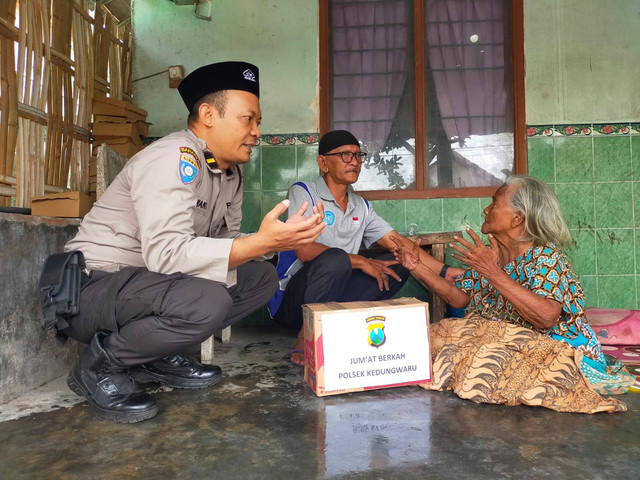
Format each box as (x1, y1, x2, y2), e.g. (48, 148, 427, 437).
(1, 326, 639, 480)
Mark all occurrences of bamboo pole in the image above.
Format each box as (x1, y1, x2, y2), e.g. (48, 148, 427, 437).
(17, 117, 26, 205)
(45, 65, 58, 186)
(44, 0, 55, 187)
(72, 0, 92, 192)
(0, 15, 18, 40)
(70, 6, 80, 190)
(94, 7, 109, 96)
(15, 0, 23, 205)
(121, 28, 132, 98)
(82, 0, 95, 195)
(0, 39, 10, 180)
(62, 71, 74, 189)
(108, 12, 121, 99)
(60, 0, 73, 189)
(0, 2, 17, 169)
(0, 0, 122, 204)
(38, 0, 51, 197)
(6, 34, 18, 178)
(16, 0, 29, 205)
(0, 0, 18, 206)
(27, 1, 37, 200)
(51, 0, 65, 188)
(30, 0, 44, 197)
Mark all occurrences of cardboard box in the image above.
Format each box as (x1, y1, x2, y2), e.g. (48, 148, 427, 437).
(92, 122, 143, 146)
(93, 94, 148, 123)
(91, 120, 149, 140)
(133, 121, 150, 138)
(93, 114, 127, 124)
(31, 191, 94, 218)
(303, 297, 431, 397)
(93, 139, 141, 158)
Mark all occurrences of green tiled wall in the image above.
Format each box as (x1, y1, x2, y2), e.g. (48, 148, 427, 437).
(528, 123, 640, 309)
(241, 144, 321, 232)
(241, 126, 640, 324)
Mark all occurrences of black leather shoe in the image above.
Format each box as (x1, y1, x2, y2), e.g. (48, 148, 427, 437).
(67, 333, 158, 424)
(129, 354, 222, 389)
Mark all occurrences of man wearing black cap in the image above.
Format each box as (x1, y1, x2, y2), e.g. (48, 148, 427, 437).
(268, 130, 428, 366)
(61, 61, 325, 422)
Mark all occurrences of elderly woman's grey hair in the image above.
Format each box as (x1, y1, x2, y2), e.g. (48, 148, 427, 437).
(504, 175, 573, 248)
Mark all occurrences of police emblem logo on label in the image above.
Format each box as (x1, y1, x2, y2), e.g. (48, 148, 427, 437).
(179, 154, 199, 184)
(366, 315, 386, 348)
(243, 69, 256, 82)
(324, 210, 336, 226)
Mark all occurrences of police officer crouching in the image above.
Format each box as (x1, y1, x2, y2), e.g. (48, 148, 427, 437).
(52, 61, 325, 423)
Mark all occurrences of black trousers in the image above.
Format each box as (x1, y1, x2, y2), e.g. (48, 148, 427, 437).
(63, 261, 277, 365)
(273, 248, 410, 331)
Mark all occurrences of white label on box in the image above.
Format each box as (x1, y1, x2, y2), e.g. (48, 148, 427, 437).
(321, 305, 430, 392)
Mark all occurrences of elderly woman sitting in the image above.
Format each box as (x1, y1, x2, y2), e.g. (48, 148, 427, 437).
(394, 175, 633, 413)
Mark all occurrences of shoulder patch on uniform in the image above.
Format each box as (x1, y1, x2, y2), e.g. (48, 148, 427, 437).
(180, 146, 201, 169)
(179, 147, 200, 185)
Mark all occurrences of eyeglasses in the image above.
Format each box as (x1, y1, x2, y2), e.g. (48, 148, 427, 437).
(323, 151, 368, 163)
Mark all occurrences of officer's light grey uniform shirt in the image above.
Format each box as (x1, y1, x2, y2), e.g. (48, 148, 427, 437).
(287, 175, 393, 254)
(66, 129, 245, 286)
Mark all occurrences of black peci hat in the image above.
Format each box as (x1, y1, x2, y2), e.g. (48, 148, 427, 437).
(318, 130, 360, 155)
(178, 61, 260, 112)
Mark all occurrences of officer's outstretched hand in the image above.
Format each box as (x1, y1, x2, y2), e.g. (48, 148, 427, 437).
(286, 200, 325, 226)
(258, 199, 326, 251)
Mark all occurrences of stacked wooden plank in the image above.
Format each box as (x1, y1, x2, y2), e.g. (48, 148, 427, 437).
(89, 94, 149, 199)
(92, 94, 149, 157)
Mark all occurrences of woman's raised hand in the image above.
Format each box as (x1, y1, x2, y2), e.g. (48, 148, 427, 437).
(450, 228, 502, 277)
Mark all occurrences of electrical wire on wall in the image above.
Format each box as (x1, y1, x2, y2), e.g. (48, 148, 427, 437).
(132, 69, 168, 83)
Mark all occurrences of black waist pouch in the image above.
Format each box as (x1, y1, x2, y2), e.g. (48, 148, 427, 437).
(39, 251, 86, 344)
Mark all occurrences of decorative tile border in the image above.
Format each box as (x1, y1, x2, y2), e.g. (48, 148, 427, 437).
(592, 123, 631, 136)
(526, 125, 554, 137)
(259, 133, 319, 146)
(527, 123, 639, 137)
(555, 124, 593, 136)
(144, 133, 320, 147)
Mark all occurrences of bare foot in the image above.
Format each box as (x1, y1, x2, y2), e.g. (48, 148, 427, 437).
(290, 329, 305, 366)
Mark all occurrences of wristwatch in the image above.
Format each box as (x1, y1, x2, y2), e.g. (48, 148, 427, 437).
(439, 264, 450, 278)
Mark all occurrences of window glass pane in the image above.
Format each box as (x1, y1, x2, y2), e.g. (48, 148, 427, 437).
(330, 0, 416, 191)
(425, 0, 514, 188)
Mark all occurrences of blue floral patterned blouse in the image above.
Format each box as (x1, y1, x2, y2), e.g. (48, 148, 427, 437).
(455, 243, 605, 365)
